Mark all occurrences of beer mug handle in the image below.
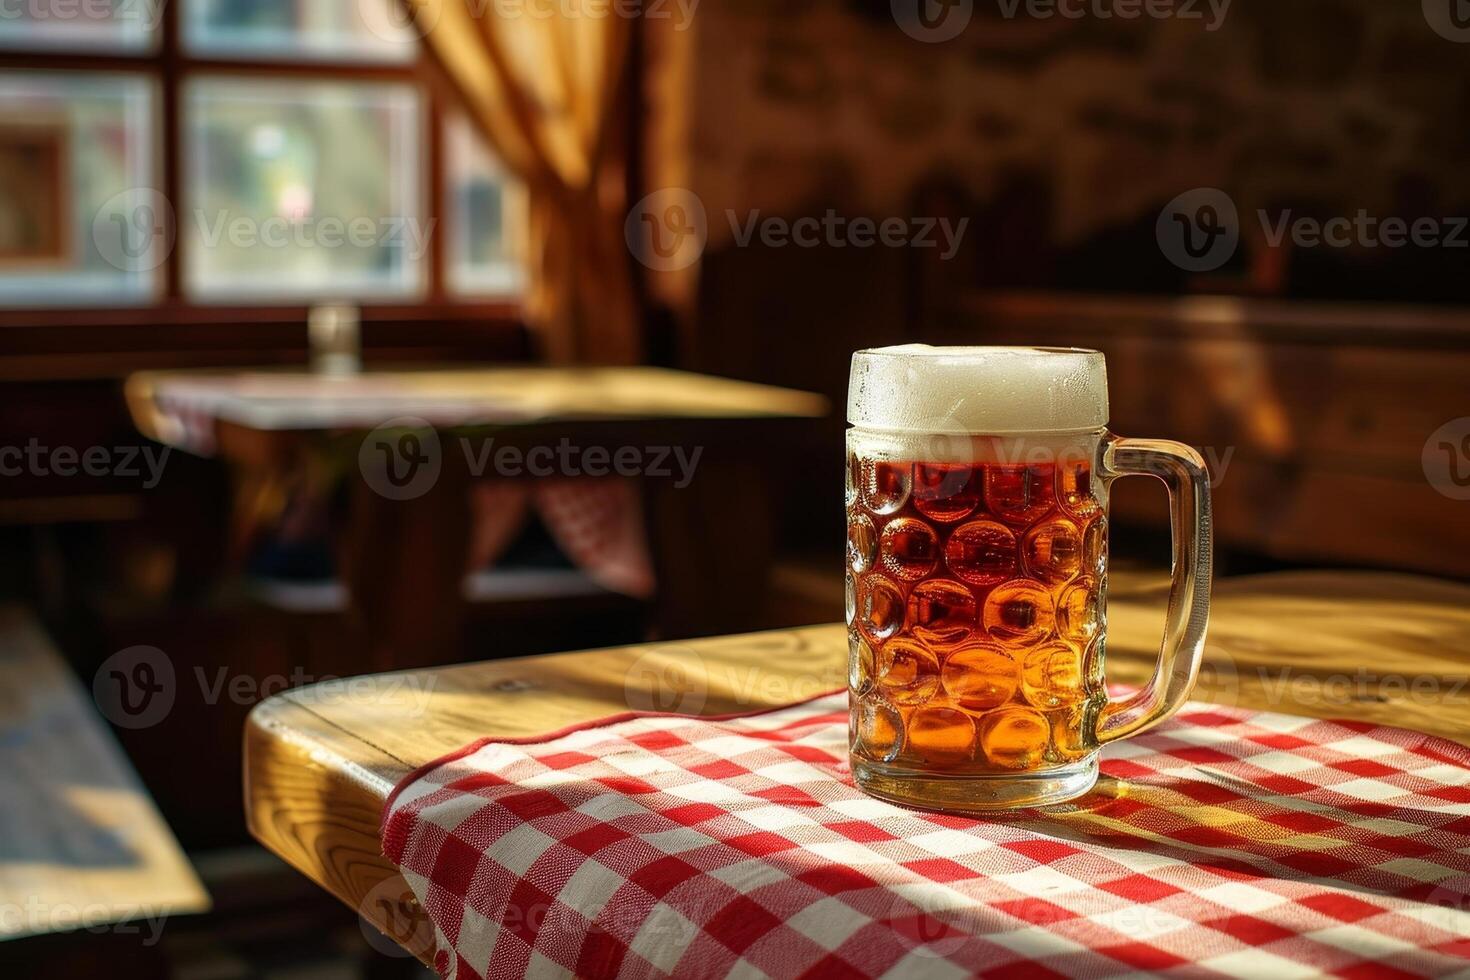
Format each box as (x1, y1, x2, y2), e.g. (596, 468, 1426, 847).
(1095, 435, 1213, 744)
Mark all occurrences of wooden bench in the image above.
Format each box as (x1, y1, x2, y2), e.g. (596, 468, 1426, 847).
(0, 607, 208, 942)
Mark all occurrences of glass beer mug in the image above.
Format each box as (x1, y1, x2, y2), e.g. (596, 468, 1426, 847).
(846, 346, 1212, 810)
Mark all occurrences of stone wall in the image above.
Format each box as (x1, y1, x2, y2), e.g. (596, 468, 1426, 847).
(688, 0, 1470, 302)
(679, 1, 1470, 557)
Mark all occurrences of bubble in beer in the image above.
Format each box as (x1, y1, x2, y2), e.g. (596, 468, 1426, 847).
(1056, 459, 1101, 521)
(982, 579, 1055, 646)
(913, 463, 980, 523)
(908, 579, 977, 649)
(941, 641, 1017, 712)
(845, 571, 856, 627)
(849, 631, 876, 697)
(1021, 642, 1086, 709)
(862, 460, 911, 515)
(1056, 578, 1101, 643)
(880, 518, 940, 582)
(979, 706, 1050, 769)
(1082, 517, 1107, 576)
(877, 638, 941, 706)
(984, 464, 1054, 526)
(906, 704, 977, 766)
(1023, 517, 1084, 585)
(1081, 636, 1104, 688)
(858, 696, 903, 762)
(1048, 704, 1095, 762)
(945, 520, 1017, 587)
(847, 515, 878, 573)
(860, 576, 905, 641)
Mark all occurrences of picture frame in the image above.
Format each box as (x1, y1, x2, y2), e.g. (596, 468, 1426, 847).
(0, 119, 70, 267)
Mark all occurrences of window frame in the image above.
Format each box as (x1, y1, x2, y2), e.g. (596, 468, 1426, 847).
(0, 2, 522, 340)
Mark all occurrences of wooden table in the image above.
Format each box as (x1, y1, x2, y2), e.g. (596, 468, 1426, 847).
(125, 366, 828, 665)
(244, 570, 1470, 959)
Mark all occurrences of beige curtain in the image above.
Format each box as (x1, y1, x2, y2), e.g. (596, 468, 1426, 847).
(407, 0, 641, 364)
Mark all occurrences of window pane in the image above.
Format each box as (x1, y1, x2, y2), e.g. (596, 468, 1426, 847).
(184, 0, 415, 63)
(183, 78, 425, 302)
(0, 0, 158, 52)
(0, 73, 158, 306)
(445, 113, 526, 297)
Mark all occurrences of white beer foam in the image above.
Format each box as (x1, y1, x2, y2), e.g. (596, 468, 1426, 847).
(848, 345, 1108, 433)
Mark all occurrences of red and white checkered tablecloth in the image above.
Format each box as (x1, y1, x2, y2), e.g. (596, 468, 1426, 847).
(380, 692, 1470, 979)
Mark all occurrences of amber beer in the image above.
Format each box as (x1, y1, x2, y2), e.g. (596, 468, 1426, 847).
(846, 347, 1212, 811)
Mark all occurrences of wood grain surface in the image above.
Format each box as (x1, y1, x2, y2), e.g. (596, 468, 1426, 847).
(244, 570, 1470, 959)
(127, 365, 830, 443)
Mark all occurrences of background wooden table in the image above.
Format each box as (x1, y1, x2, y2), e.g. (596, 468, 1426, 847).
(125, 366, 829, 665)
(244, 570, 1470, 959)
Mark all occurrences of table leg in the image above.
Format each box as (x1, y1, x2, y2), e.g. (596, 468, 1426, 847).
(646, 452, 774, 639)
(340, 462, 472, 672)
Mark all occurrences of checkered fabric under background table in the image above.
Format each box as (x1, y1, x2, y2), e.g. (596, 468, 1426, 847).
(381, 692, 1470, 979)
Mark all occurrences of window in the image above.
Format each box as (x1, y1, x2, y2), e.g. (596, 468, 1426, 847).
(0, 72, 156, 305)
(0, 0, 157, 53)
(0, 0, 524, 310)
(183, 0, 415, 63)
(183, 78, 424, 299)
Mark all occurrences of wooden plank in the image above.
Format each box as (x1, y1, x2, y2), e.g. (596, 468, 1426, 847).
(244, 571, 1470, 957)
(0, 607, 209, 941)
